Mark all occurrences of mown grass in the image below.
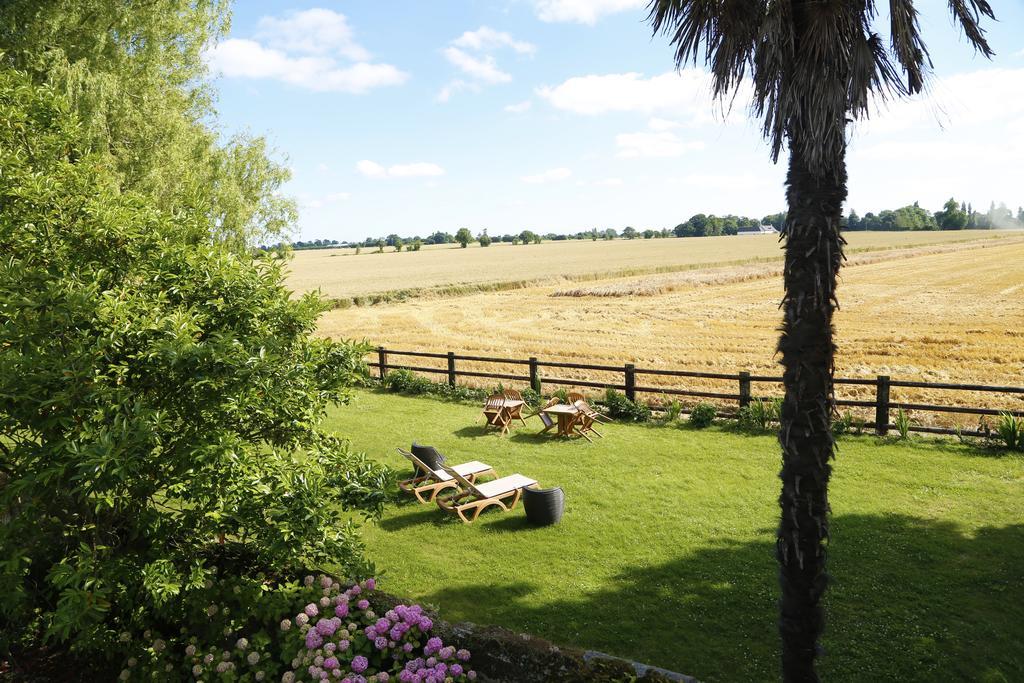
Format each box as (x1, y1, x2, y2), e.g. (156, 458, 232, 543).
(324, 390, 1024, 682)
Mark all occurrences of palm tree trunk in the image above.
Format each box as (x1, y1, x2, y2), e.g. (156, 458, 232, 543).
(776, 137, 846, 682)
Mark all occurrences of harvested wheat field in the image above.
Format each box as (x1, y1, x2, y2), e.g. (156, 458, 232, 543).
(288, 229, 1009, 302)
(314, 235, 1024, 428)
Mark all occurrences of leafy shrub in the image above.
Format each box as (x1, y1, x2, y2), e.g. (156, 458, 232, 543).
(118, 575, 477, 682)
(0, 65, 390, 664)
(739, 398, 781, 432)
(553, 388, 570, 403)
(688, 402, 717, 428)
(660, 397, 683, 422)
(995, 412, 1023, 451)
(831, 410, 854, 436)
(383, 369, 433, 394)
(602, 389, 652, 422)
(382, 371, 491, 404)
(521, 387, 541, 408)
(894, 408, 912, 439)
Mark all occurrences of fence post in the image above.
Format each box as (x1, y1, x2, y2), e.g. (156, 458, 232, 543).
(738, 371, 751, 408)
(624, 363, 636, 402)
(529, 357, 541, 393)
(447, 352, 456, 387)
(377, 346, 388, 381)
(875, 375, 890, 436)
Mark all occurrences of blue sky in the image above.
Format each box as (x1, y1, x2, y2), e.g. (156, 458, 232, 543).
(206, 1, 1024, 242)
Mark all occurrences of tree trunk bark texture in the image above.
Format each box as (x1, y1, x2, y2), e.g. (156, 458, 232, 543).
(776, 142, 847, 682)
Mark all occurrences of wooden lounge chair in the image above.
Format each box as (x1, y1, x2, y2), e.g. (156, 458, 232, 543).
(435, 465, 538, 524)
(396, 448, 497, 504)
(483, 394, 511, 432)
(567, 391, 586, 404)
(502, 389, 528, 425)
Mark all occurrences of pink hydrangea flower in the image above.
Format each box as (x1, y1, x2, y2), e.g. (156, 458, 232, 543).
(305, 603, 320, 617)
(364, 578, 376, 590)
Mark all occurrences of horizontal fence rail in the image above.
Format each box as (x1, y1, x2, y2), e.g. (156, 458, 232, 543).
(368, 347, 1024, 438)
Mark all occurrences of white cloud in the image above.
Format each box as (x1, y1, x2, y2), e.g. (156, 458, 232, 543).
(1015, 48, 1024, 57)
(616, 131, 706, 158)
(438, 26, 533, 101)
(533, 0, 646, 24)
(505, 100, 532, 113)
(538, 70, 747, 122)
(522, 167, 572, 183)
(595, 178, 624, 186)
(356, 160, 445, 179)
(453, 26, 535, 55)
(858, 68, 1024, 135)
(436, 80, 481, 103)
(648, 117, 682, 131)
(301, 190, 350, 210)
(442, 47, 511, 84)
(256, 9, 369, 60)
(205, 10, 406, 94)
(316, 163, 330, 172)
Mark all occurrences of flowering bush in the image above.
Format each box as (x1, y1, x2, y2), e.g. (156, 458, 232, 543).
(117, 575, 476, 683)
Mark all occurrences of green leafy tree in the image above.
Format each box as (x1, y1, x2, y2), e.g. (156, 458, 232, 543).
(603, 228, 617, 240)
(455, 227, 474, 248)
(649, 2, 994, 678)
(935, 197, 968, 230)
(410, 238, 423, 251)
(622, 226, 638, 239)
(0, 0, 296, 250)
(478, 230, 492, 247)
(394, 237, 404, 252)
(519, 230, 540, 244)
(0, 67, 390, 662)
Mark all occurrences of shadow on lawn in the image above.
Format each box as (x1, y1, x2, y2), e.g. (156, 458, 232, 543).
(420, 514, 1023, 683)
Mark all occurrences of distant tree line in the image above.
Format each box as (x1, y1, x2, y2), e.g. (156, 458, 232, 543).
(264, 197, 1022, 253)
(847, 199, 1024, 231)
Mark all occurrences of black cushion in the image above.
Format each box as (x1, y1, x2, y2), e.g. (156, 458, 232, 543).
(411, 442, 446, 471)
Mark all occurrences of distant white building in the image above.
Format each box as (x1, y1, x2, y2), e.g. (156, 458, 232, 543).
(737, 224, 778, 235)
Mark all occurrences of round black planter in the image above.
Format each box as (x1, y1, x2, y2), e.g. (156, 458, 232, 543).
(522, 486, 565, 526)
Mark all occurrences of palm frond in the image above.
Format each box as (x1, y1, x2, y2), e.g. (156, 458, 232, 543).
(889, 0, 931, 93)
(947, 0, 995, 56)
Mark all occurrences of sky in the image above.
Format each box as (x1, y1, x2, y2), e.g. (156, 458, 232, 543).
(205, 1, 1024, 242)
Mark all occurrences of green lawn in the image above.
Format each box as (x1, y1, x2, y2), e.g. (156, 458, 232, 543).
(324, 390, 1024, 682)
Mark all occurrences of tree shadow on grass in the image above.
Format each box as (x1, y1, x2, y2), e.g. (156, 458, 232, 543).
(419, 514, 1023, 683)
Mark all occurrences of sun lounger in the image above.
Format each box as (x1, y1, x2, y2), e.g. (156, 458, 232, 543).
(396, 448, 496, 504)
(435, 464, 538, 523)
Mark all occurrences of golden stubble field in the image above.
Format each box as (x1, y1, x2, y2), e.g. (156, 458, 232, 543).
(287, 230, 1010, 300)
(311, 234, 1024, 426)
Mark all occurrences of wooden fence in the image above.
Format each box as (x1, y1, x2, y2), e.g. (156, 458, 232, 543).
(368, 347, 1024, 438)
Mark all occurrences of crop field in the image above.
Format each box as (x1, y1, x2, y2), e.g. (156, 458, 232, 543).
(287, 229, 1010, 301)
(309, 232, 1024, 426)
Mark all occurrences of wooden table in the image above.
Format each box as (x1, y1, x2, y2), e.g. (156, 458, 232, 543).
(493, 399, 525, 434)
(539, 403, 580, 437)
